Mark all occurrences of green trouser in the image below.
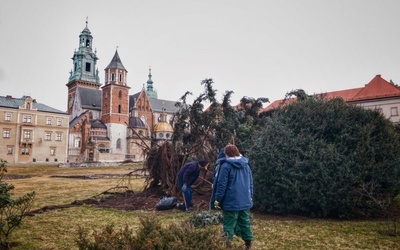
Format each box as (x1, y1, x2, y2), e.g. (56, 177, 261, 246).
(223, 209, 254, 242)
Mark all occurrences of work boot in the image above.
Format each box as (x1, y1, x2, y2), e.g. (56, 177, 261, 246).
(244, 240, 252, 249)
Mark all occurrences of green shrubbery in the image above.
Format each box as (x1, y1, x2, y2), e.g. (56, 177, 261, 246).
(0, 159, 35, 248)
(76, 215, 226, 250)
(248, 96, 400, 218)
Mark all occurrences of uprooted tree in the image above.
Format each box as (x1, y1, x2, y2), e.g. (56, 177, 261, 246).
(141, 78, 269, 196)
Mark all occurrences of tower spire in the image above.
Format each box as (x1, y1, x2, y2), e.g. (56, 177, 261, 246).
(146, 66, 158, 99)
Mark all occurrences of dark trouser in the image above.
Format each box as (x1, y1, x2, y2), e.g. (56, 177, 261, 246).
(223, 209, 254, 242)
(178, 182, 193, 209)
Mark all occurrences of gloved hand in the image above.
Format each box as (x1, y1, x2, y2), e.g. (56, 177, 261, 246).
(180, 184, 187, 192)
(214, 200, 221, 210)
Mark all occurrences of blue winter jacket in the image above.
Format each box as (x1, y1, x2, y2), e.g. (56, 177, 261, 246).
(214, 156, 253, 211)
(177, 161, 201, 186)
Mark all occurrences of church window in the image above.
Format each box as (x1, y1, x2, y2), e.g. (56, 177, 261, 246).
(118, 105, 121, 113)
(159, 133, 164, 138)
(74, 63, 77, 72)
(111, 73, 115, 81)
(5, 113, 11, 121)
(119, 90, 122, 99)
(86, 39, 90, 47)
(119, 74, 122, 82)
(74, 138, 81, 147)
(116, 138, 121, 149)
(26, 103, 31, 110)
(166, 133, 170, 138)
(85, 62, 91, 72)
(89, 111, 93, 120)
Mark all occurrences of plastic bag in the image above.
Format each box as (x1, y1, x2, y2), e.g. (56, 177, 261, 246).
(155, 196, 177, 210)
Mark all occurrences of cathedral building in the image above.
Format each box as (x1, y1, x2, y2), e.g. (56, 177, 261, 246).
(66, 22, 178, 163)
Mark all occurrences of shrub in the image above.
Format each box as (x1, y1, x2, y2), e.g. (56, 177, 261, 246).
(0, 159, 35, 248)
(248, 97, 400, 218)
(76, 215, 226, 250)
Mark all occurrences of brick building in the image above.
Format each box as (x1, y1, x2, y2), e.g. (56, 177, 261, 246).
(67, 22, 177, 163)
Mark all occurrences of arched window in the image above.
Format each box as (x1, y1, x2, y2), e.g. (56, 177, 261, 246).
(116, 138, 121, 149)
(119, 74, 122, 82)
(118, 105, 121, 113)
(111, 73, 115, 81)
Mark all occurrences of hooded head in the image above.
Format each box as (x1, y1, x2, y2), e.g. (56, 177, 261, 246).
(217, 147, 225, 160)
(225, 144, 240, 157)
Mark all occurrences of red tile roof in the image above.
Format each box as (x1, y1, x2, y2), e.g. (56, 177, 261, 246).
(264, 75, 400, 111)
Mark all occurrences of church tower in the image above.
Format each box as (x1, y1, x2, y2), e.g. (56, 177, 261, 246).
(101, 50, 130, 156)
(146, 67, 158, 99)
(66, 19, 100, 114)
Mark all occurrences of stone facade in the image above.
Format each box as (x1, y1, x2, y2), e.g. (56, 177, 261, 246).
(0, 95, 69, 164)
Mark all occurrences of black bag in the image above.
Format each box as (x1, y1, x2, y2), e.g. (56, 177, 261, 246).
(155, 196, 177, 210)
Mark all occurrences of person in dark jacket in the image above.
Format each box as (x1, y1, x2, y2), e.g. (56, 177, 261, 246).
(210, 147, 225, 210)
(213, 144, 254, 249)
(177, 160, 207, 210)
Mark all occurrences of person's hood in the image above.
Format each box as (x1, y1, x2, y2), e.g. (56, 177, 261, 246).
(217, 147, 225, 160)
(225, 155, 248, 169)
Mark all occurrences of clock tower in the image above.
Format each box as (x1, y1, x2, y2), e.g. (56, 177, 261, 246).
(66, 19, 101, 114)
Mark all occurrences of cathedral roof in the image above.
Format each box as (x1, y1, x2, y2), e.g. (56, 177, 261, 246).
(153, 122, 174, 132)
(90, 119, 107, 129)
(105, 50, 126, 70)
(129, 117, 146, 128)
(149, 98, 179, 113)
(78, 87, 102, 110)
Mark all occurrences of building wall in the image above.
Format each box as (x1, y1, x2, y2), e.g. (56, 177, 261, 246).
(0, 106, 69, 164)
(106, 123, 127, 155)
(353, 97, 400, 124)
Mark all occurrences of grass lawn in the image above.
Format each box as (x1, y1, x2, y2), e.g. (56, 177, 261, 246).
(3, 163, 400, 249)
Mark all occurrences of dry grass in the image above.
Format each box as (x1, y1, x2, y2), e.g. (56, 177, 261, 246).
(3, 164, 400, 249)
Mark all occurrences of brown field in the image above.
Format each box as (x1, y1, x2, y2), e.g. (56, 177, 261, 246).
(3, 163, 400, 250)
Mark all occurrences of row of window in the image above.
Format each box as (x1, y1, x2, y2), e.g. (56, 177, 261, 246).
(4, 113, 63, 125)
(7, 146, 57, 156)
(3, 129, 63, 141)
(105, 72, 124, 82)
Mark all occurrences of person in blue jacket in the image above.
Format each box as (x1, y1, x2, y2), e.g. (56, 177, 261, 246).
(213, 144, 254, 249)
(177, 160, 207, 210)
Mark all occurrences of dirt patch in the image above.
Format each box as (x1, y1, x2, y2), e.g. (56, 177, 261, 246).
(28, 183, 212, 215)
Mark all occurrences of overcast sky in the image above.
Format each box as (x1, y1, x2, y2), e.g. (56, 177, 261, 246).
(1, 0, 400, 112)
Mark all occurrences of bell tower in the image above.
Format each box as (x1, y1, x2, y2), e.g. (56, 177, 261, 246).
(101, 50, 130, 155)
(66, 19, 101, 114)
